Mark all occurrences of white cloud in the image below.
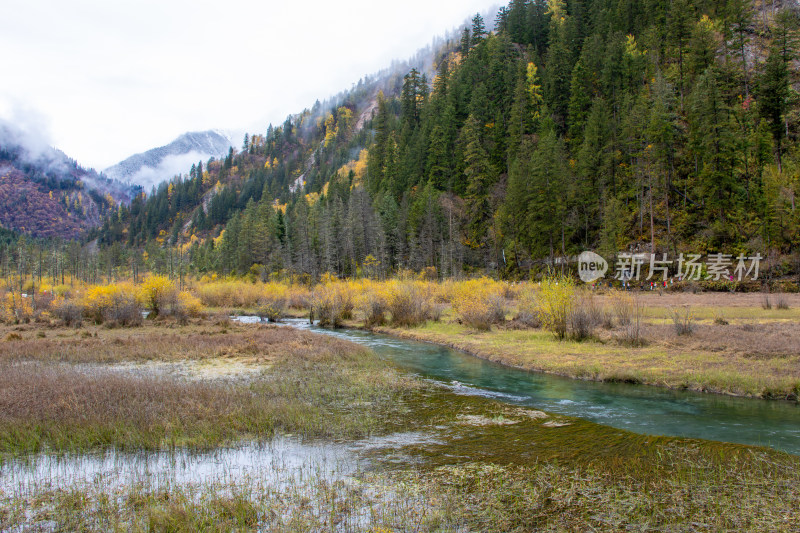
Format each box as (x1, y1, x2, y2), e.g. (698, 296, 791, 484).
(0, 0, 495, 169)
(125, 151, 215, 191)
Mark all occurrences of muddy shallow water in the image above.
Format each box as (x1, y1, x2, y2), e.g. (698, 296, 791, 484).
(0, 432, 442, 498)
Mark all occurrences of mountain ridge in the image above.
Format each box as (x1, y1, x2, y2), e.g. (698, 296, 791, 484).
(104, 130, 233, 190)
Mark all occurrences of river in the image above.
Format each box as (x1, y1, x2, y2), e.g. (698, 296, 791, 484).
(280, 318, 800, 456)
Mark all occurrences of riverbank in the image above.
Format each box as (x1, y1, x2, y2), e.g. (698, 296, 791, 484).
(368, 292, 800, 400)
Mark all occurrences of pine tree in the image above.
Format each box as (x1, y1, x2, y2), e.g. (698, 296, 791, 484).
(368, 92, 390, 193)
(461, 114, 496, 247)
(460, 27, 472, 56)
(757, 46, 790, 170)
(526, 129, 570, 263)
(689, 67, 738, 226)
(567, 59, 592, 145)
(726, 0, 753, 97)
(543, 21, 574, 132)
(472, 14, 487, 44)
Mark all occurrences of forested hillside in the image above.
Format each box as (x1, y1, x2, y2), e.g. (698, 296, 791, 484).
(0, 122, 138, 240)
(97, 0, 800, 280)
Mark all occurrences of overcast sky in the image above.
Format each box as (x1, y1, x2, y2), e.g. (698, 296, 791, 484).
(0, 0, 494, 170)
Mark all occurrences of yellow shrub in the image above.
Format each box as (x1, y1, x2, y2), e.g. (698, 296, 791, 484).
(432, 279, 457, 303)
(52, 285, 74, 299)
(451, 278, 507, 330)
(311, 282, 356, 327)
(177, 291, 205, 318)
(3, 292, 33, 324)
(286, 284, 312, 309)
(195, 280, 261, 308)
(256, 285, 288, 322)
(356, 289, 388, 328)
(536, 275, 575, 339)
(82, 282, 141, 325)
(139, 275, 177, 316)
(384, 280, 437, 327)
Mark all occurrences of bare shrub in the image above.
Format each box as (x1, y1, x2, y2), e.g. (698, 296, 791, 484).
(499, 282, 520, 300)
(776, 294, 790, 310)
(107, 299, 143, 327)
(600, 307, 615, 329)
(669, 306, 694, 336)
(569, 306, 594, 340)
(427, 303, 445, 323)
(387, 282, 434, 327)
(762, 293, 772, 310)
(513, 287, 541, 328)
(611, 291, 634, 326)
(256, 295, 287, 322)
(51, 301, 83, 327)
(514, 309, 542, 328)
(211, 312, 232, 327)
(568, 295, 602, 341)
(617, 296, 645, 346)
(456, 292, 507, 331)
(358, 293, 387, 328)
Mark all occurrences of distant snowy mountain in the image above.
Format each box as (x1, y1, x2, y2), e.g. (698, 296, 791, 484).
(105, 130, 232, 190)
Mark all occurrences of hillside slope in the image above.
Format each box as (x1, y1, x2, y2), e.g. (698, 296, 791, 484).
(0, 121, 138, 239)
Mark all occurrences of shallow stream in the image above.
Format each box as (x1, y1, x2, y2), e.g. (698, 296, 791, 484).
(281, 318, 800, 456)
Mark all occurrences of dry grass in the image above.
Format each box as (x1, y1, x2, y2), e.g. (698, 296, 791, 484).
(0, 363, 259, 454)
(1, 301, 799, 530)
(645, 320, 800, 359)
(0, 322, 324, 364)
(0, 323, 422, 454)
(631, 291, 800, 309)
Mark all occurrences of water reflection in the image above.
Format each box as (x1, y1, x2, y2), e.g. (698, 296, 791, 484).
(1, 432, 440, 496)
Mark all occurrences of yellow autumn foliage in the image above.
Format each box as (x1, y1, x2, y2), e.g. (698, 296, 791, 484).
(3, 292, 34, 324)
(536, 275, 576, 339)
(451, 278, 507, 330)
